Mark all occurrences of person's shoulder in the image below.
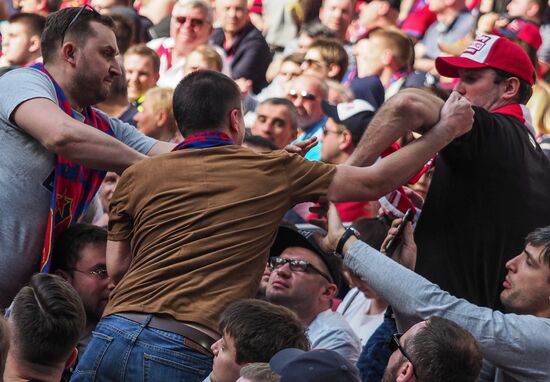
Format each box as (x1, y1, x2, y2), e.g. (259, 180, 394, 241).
(0, 66, 48, 83)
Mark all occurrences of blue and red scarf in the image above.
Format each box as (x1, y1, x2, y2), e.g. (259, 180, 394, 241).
(34, 64, 113, 272)
(172, 131, 234, 151)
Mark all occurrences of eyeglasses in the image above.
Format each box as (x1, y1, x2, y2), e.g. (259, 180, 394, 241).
(61, 5, 101, 44)
(287, 89, 317, 101)
(389, 334, 418, 379)
(269, 257, 333, 283)
(65, 267, 110, 281)
(173, 16, 206, 28)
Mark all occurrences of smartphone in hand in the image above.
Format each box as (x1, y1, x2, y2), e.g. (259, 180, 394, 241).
(385, 208, 414, 257)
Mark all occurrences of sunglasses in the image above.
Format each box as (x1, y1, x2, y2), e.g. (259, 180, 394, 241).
(287, 89, 317, 101)
(269, 257, 333, 283)
(174, 16, 206, 28)
(61, 4, 101, 44)
(389, 333, 418, 379)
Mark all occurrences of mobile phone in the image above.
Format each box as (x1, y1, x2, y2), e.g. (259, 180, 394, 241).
(385, 208, 414, 257)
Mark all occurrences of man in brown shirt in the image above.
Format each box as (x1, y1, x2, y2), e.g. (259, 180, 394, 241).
(73, 70, 474, 382)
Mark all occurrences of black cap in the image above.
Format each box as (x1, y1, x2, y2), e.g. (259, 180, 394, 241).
(270, 225, 342, 288)
(321, 99, 376, 146)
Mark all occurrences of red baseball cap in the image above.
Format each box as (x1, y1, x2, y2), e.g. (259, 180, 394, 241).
(496, 18, 542, 52)
(435, 34, 535, 85)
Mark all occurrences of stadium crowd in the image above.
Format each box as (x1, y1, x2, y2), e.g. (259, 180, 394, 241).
(0, 0, 549, 379)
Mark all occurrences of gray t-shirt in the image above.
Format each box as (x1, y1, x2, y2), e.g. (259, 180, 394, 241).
(0, 67, 156, 308)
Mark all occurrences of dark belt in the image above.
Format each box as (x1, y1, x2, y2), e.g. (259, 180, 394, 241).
(117, 312, 215, 356)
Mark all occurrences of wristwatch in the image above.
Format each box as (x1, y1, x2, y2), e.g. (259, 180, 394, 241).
(335, 226, 361, 256)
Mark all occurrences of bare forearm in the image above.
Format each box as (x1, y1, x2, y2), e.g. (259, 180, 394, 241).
(347, 89, 443, 167)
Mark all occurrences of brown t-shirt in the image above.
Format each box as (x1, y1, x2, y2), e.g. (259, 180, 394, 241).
(105, 145, 336, 332)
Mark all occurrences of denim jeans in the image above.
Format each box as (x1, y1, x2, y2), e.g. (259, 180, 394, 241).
(70, 314, 213, 382)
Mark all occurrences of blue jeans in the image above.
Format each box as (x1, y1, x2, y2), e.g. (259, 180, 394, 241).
(71, 314, 213, 382)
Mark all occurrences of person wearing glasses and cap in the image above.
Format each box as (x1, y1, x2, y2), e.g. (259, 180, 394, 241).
(348, 34, 550, 311)
(265, 224, 362, 363)
(0, 6, 175, 309)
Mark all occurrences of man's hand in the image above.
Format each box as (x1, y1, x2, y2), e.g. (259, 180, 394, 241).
(433, 91, 474, 141)
(381, 218, 417, 271)
(319, 203, 347, 253)
(284, 136, 317, 157)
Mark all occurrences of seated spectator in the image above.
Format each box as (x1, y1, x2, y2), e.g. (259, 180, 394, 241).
(270, 348, 360, 382)
(352, 0, 401, 41)
(301, 38, 349, 82)
(285, 75, 328, 161)
(266, 225, 361, 362)
(414, 0, 475, 73)
(319, 0, 355, 45)
(354, 27, 414, 99)
(210, 0, 272, 93)
(3, 273, 85, 382)
(325, 79, 355, 103)
(51, 224, 114, 360)
(148, 0, 221, 87)
(0, 13, 45, 68)
(319, 99, 376, 222)
(251, 98, 298, 149)
(92, 0, 153, 44)
(282, 21, 337, 55)
(134, 87, 183, 142)
(124, 44, 160, 109)
(237, 363, 280, 382)
(205, 299, 309, 382)
(323, 203, 550, 380)
(382, 317, 482, 381)
(184, 44, 224, 74)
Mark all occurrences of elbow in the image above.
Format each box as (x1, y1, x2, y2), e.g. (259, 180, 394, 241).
(42, 122, 77, 154)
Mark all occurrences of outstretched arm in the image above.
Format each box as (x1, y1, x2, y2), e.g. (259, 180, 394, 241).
(13, 98, 147, 174)
(347, 88, 444, 167)
(328, 92, 471, 202)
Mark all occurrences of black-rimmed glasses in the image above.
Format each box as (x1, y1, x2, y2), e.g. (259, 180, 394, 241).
(65, 267, 109, 281)
(61, 4, 101, 44)
(389, 333, 418, 379)
(269, 257, 333, 283)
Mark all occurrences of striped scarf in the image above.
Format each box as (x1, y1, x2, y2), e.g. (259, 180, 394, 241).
(34, 64, 113, 272)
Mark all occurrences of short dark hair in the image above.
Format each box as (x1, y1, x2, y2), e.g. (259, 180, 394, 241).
(219, 299, 310, 364)
(493, 68, 533, 104)
(407, 317, 482, 382)
(8, 13, 46, 37)
(41, 7, 115, 63)
(300, 21, 337, 40)
(260, 97, 299, 131)
(9, 273, 85, 365)
(173, 70, 241, 136)
(526, 226, 550, 269)
(51, 223, 107, 272)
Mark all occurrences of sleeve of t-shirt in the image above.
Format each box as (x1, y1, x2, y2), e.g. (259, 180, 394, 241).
(440, 106, 515, 164)
(0, 68, 57, 127)
(283, 153, 337, 203)
(108, 165, 136, 241)
(100, 112, 157, 155)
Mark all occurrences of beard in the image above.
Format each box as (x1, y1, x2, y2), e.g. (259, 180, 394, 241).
(72, 65, 112, 107)
(382, 358, 403, 382)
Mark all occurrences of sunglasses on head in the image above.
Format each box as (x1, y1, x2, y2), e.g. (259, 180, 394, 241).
(174, 16, 206, 28)
(61, 4, 101, 44)
(288, 89, 317, 101)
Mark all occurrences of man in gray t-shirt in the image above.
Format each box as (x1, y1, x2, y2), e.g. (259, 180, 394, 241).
(0, 8, 174, 308)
